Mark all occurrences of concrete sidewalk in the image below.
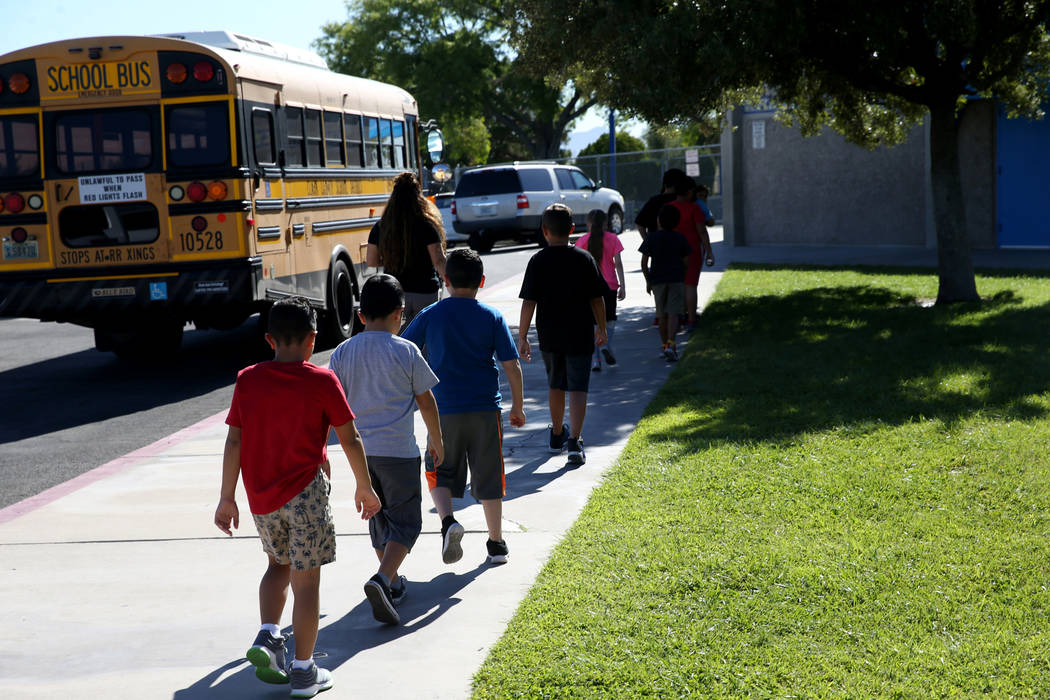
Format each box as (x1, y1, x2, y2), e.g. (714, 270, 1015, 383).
(0, 230, 724, 700)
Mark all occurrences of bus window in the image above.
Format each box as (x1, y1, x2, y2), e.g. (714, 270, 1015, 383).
(0, 115, 39, 178)
(285, 106, 304, 167)
(252, 109, 275, 165)
(166, 103, 230, 168)
(405, 115, 418, 171)
(345, 113, 363, 167)
(305, 109, 323, 167)
(392, 120, 405, 170)
(324, 111, 344, 166)
(59, 202, 160, 247)
(363, 116, 380, 168)
(379, 119, 393, 169)
(55, 109, 152, 174)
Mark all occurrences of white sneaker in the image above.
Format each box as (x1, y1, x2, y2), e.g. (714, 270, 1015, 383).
(289, 660, 333, 698)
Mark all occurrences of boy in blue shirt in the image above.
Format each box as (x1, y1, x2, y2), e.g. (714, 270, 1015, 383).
(402, 248, 526, 565)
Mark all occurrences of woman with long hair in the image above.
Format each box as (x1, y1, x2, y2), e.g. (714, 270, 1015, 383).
(574, 209, 626, 371)
(366, 172, 447, 326)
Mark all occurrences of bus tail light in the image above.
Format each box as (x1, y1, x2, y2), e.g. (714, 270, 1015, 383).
(169, 185, 185, 201)
(4, 193, 25, 214)
(516, 194, 529, 209)
(0, 77, 4, 94)
(208, 181, 228, 200)
(9, 73, 30, 94)
(27, 194, 43, 210)
(191, 216, 207, 232)
(193, 61, 214, 82)
(187, 182, 207, 202)
(166, 63, 188, 84)
(11, 227, 27, 243)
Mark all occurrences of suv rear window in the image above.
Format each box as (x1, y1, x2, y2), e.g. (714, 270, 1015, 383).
(518, 169, 554, 191)
(455, 169, 521, 197)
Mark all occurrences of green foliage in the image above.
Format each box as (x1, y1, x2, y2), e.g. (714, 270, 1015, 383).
(473, 266, 1050, 697)
(315, 0, 597, 163)
(645, 119, 722, 150)
(443, 115, 491, 166)
(577, 130, 646, 157)
(515, 1, 1050, 143)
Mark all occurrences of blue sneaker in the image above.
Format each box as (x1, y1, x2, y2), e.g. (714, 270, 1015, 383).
(245, 629, 288, 684)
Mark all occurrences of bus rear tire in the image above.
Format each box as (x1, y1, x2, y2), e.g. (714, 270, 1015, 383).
(321, 259, 360, 344)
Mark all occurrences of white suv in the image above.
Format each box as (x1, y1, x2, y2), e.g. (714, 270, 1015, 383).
(452, 162, 625, 252)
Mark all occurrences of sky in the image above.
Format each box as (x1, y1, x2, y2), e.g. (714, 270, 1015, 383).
(4, 0, 641, 155)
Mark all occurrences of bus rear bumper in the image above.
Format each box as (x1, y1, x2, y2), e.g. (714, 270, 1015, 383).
(0, 258, 263, 325)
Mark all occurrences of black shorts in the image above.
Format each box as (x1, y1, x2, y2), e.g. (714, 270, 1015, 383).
(541, 351, 592, 392)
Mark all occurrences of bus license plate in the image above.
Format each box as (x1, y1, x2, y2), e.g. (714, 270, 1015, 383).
(3, 240, 38, 260)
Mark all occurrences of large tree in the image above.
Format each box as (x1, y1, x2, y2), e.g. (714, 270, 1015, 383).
(316, 0, 597, 163)
(514, 0, 1050, 303)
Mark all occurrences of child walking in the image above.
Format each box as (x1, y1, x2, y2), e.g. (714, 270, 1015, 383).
(328, 274, 444, 626)
(639, 205, 692, 362)
(403, 248, 526, 565)
(518, 203, 608, 465)
(669, 176, 714, 331)
(575, 208, 626, 372)
(214, 297, 381, 698)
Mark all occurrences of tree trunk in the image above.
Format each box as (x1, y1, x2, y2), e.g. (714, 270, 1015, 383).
(928, 101, 980, 303)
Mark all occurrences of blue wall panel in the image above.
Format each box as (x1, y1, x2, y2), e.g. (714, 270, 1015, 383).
(997, 107, 1050, 247)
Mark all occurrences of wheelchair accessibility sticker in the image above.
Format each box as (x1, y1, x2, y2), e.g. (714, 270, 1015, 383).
(149, 282, 168, 300)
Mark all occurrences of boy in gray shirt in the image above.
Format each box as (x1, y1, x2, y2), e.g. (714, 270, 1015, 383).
(328, 274, 444, 625)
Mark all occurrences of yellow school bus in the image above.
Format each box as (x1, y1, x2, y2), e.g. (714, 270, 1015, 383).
(0, 30, 426, 357)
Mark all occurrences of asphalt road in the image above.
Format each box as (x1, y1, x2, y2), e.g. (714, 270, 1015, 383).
(0, 240, 537, 510)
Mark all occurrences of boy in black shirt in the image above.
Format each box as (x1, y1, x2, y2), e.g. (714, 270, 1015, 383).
(518, 204, 607, 465)
(639, 205, 692, 362)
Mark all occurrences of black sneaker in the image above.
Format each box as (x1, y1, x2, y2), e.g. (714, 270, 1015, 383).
(245, 629, 289, 684)
(440, 517, 464, 564)
(363, 574, 400, 625)
(601, 347, 617, 366)
(389, 575, 407, 606)
(549, 423, 569, 453)
(288, 660, 333, 698)
(567, 436, 586, 465)
(486, 538, 509, 564)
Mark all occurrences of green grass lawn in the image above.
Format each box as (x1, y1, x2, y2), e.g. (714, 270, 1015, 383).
(473, 266, 1050, 698)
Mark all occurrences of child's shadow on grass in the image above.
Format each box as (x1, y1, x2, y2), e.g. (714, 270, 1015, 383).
(172, 564, 486, 699)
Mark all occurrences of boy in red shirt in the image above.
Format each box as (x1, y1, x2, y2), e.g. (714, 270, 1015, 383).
(214, 297, 380, 698)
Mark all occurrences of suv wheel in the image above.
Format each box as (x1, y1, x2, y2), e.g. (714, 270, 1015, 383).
(607, 205, 624, 235)
(469, 230, 495, 253)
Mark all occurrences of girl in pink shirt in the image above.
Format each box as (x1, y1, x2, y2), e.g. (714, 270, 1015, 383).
(575, 209, 626, 371)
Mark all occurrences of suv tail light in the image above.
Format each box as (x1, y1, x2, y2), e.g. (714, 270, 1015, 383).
(450, 200, 456, 216)
(516, 194, 529, 209)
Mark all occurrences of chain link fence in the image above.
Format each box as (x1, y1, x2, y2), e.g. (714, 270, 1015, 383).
(554, 145, 723, 226)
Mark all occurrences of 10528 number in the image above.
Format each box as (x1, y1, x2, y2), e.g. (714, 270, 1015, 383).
(180, 230, 224, 252)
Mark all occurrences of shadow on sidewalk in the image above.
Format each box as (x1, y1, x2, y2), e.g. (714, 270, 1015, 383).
(172, 564, 486, 699)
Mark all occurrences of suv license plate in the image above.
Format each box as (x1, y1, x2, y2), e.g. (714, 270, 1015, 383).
(3, 240, 38, 260)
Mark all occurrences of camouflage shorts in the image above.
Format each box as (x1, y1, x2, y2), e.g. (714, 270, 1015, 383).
(252, 470, 336, 571)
